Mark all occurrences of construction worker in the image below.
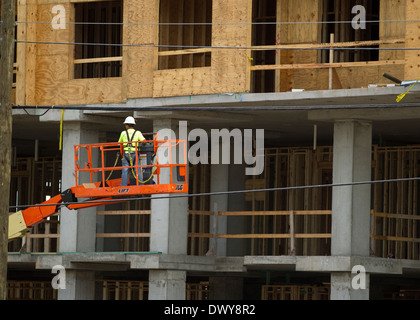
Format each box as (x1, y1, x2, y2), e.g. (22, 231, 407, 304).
(119, 116, 147, 186)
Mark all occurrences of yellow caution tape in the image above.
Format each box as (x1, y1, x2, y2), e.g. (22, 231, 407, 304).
(396, 77, 420, 102)
(59, 109, 64, 150)
(245, 52, 253, 66)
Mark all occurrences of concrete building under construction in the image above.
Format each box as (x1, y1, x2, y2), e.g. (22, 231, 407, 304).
(7, 0, 420, 300)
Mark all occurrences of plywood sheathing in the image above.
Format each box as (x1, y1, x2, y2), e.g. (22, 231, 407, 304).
(153, 0, 252, 97)
(123, 0, 158, 99)
(275, 0, 322, 92)
(34, 1, 123, 105)
(16, 0, 420, 104)
(404, 0, 420, 81)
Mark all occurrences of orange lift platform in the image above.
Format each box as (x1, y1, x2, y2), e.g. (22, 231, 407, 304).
(8, 135, 188, 241)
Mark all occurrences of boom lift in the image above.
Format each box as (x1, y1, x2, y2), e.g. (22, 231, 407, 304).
(8, 135, 188, 241)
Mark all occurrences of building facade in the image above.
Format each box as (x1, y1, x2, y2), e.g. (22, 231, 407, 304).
(7, 0, 420, 300)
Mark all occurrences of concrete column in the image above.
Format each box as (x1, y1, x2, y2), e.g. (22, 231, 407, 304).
(149, 119, 189, 255)
(331, 119, 372, 256)
(149, 118, 188, 300)
(59, 122, 99, 253)
(58, 122, 98, 300)
(210, 163, 228, 257)
(58, 270, 96, 300)
(331, 119, 372, 300)
(149, 270, 186, 300)
(210, 150, 246, 257)
(330, 272, 370, 300)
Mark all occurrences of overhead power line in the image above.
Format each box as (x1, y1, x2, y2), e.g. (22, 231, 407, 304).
(10, 19, 420, 26)
(11, 102, 420, 114)
(14, 40, 420, 51)
(8, 176, 420, 210)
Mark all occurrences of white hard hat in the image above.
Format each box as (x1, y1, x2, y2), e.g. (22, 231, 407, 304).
(124, 116, 136, 125)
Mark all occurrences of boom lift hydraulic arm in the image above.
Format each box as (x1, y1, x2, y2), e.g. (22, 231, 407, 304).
(8, 136, 188, 241)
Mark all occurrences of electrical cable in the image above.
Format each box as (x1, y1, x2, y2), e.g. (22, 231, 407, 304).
(8, 176, 420, 210)
(21, 108, 50, 116)
(14, 39, 419, 51)
(11, 102, 420, 112)
(11, 19, 420, 26)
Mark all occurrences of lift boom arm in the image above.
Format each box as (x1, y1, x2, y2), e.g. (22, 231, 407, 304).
(8, 188, 119, 241)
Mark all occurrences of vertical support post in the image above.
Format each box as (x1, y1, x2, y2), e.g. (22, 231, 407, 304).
(331, 119, 372, 300)
(289, 210, 295, 255)
(212, 202, 218, 256)
(329, 33, 334, 90)
(149, 118, 188, 300)
(34, 139, 39, 161)
(0, 0, 16, 300)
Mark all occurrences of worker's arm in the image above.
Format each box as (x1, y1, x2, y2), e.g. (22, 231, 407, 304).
(118, 131, 125, 155)
(137, 131, 147, 143)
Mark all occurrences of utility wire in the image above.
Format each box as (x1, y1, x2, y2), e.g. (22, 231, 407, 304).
(8, 176, 420, 210)
(10, 19, 420, 26)
(11, 102, 420, 112)
(14, 40, 419, 51)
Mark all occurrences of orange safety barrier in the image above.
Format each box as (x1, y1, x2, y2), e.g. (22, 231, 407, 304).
(73, 137, 188, 198)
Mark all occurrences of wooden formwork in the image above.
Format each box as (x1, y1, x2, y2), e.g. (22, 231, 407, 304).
(261, 284, 330, 300)
(245, 145, 420, 259)
(117, 200, 151, 252)
(188, 163, 211, 256)
(96, 162, 211, 254)
(9, 145, 420, 259)
(8, 157, 61, 253)
(7, 281, 57, 300)
(186, 282, 211, 300)
(99, 280, 210, 300)
(245, 147, 332, 256)
(371, 145, 420, 259)
(100, 280, 149, 300)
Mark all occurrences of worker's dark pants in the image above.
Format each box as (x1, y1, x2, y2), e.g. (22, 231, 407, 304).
(121, 152, 138, 186)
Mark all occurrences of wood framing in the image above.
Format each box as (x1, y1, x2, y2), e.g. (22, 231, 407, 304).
(99, 280, 210, 300)
(261, 284, 330, 300)
(11, 0, 420, 104)
(8, 145, 420, 258)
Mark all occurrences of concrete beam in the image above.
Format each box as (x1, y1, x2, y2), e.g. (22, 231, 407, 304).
(39, 109, 123, 126)
(127, 87, 418, 109)
(12, 253, 420, 277)
(135, 110, 254, 122)
(308, 107, 420, 121)
(296, 256, 403, 275)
